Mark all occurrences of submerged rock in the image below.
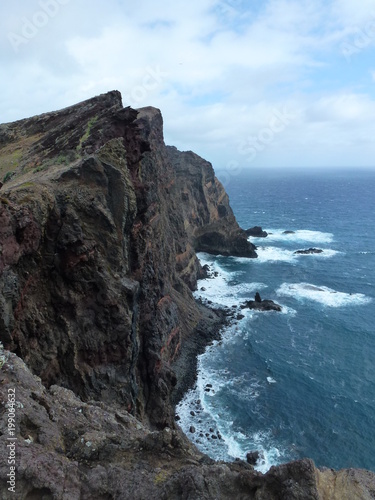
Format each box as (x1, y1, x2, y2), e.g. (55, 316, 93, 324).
(294, 248, 323, 255)
(245, 226, 268, 237)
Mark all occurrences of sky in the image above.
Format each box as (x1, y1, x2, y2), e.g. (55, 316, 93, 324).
(1, 0, 375, 178)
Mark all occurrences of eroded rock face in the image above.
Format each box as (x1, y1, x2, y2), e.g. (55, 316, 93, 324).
(0, 92, 374, 498)
(167, 146, 257, 258)
(0, 92, 255, 431)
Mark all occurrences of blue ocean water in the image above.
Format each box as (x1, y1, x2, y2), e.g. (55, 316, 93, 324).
(176, 168, 375, 473)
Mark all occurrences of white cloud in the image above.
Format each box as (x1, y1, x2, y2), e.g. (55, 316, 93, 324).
(1, 0, 375, 169)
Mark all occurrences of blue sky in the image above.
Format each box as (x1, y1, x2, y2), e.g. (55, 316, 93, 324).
(1, 0, 375, 175)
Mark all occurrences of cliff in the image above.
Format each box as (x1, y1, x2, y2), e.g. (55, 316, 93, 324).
(0, 92, 374, 499)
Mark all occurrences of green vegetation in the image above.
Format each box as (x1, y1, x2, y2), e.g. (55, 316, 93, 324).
(77, 116, 98, 151)
(16, 182, 36, 189)
(32, 165, 48, 174)
(154, 470, 169, 485)
(3, 171, 14, 183)
(0, 150, 22, 181)
(32, 150, 79, 173)
(56, 153, 73, 165)
(0, 133, 43, 180)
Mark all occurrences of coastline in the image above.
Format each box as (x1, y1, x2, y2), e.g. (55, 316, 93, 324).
(170, 300, 230, 408)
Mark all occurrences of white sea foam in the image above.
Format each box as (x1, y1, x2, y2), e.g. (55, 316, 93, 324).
(253, 246, 339, 264)
(255, 246, 296, 263)
(280, 305, 297, 316)
(276, 282, 372, 307)
(295, 249, 340, 259)
(251, 432, 283, 474)
(176, 379, 286, 474)
(194, 253, 268, 307)
(177, 253, 291, 472)
(250, 229, 334, 244)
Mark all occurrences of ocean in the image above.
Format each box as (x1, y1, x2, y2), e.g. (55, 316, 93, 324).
(176, 168, 375, 473)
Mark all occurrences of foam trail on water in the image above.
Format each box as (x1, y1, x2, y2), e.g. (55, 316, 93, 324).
(250, 229, 334, 244)
(267, 377, 277, 384)
(277, 283, 372, 307)
(254, 246, 296, 263)
(237, 246, 339, 264)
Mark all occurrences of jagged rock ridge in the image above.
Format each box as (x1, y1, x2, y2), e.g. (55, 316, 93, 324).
(0, 92, 374, 499)
(0, 91, 255, 427)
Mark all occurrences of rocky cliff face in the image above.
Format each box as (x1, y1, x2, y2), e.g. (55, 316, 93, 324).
(0, 92, 374, 499)
(0, 91, 254, 429)
(167, 146, 257, 258)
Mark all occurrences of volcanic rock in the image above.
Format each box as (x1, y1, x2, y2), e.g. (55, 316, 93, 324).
(245, 226, 268, 237)
(294, 248, 324, 255)
(242, 293, 282, 312)
(246, 450, 262, 465)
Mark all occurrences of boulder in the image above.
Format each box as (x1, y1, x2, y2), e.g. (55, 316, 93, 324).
(294, 248, 323, 255)
(246, 450, 262, 465)
(245, 226, 268, 237)
(242, 293, 282, 312)
(245, 300, 282, 312)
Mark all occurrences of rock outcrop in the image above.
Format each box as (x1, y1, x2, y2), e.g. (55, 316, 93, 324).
(294, 248, 324, 255)
(242, 300, 282, 312)
(241, 293, 282, 312)
(167, 146, 257, 258)
(245, 226, 268, 238)
(0, 92, 374, 499)
(1, 354, 375, 500)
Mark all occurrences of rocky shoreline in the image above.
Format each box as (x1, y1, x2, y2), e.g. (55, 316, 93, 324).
(170, 301, 228, 407)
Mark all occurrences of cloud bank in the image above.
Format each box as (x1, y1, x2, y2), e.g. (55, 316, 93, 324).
(1, 0, 375, 174)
